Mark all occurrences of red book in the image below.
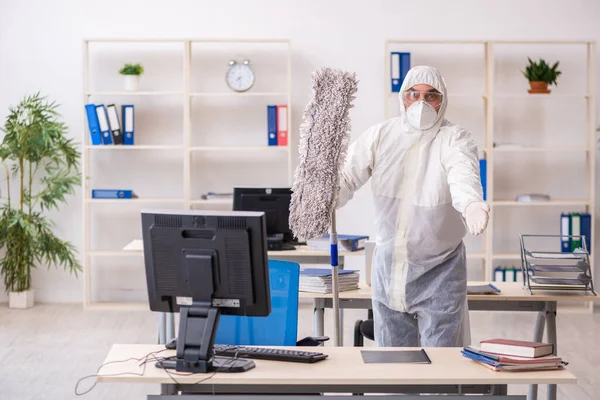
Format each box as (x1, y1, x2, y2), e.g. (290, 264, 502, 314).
(480, 339, 554, 358)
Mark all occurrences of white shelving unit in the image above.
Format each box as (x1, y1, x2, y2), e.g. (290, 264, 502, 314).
(384, 40, 596, 310)
(82, 38, 292, 309)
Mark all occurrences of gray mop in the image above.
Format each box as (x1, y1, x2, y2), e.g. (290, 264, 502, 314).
(289, 67, 358, 346)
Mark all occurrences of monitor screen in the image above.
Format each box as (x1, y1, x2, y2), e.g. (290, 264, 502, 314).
(141, 209, 271, 317)
(232, 187, 292, 241)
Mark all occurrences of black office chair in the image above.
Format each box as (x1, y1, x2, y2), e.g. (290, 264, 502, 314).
(353, 309, 374, 346)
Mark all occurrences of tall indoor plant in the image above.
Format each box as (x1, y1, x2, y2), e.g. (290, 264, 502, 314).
(0, 93, 82, 308)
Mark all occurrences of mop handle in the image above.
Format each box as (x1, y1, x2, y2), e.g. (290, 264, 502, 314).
(330, 212, 341, 347)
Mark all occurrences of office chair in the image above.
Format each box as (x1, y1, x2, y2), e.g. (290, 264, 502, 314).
(354, 241, 375, 347)
(215, 259, 328, 347)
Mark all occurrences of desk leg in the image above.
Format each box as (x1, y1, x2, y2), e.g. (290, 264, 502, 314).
(546, 302, 558, 400)
(314, 300, 325, 337)
(158, 312, 166, 344)
(166, 312, 176, 342)
(528, 311, 547, 400)
(160, 383, 177, 395)
(339, 308, 344, 346)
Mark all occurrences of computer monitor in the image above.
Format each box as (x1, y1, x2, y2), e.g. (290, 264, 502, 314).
(232, 187, 295, 250)
(141, 209, 271, 373)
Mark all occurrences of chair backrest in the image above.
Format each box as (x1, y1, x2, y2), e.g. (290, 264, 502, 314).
(214, 259, 300, 346)
(365, 240, 375, 286)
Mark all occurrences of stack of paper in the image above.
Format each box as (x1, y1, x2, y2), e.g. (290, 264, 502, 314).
(299, 268, 360, 294)
(306, 234, 369, 252)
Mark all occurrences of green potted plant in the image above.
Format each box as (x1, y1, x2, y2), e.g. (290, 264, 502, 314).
(522, 57, 561, 94)
(0, 93, 82, 308)
(119, 63, 144, 91)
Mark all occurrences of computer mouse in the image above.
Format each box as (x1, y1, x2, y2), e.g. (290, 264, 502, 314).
(165, 338, 177, 350)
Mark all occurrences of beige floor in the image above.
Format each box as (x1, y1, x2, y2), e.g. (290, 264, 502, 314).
(0, 301, 598, 400)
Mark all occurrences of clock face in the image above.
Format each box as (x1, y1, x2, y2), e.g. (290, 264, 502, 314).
(226, 63, 255, 92)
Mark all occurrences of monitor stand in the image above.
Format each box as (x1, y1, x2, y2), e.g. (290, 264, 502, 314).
(267, 233, 296, 251)
(156, 301, 254, 373)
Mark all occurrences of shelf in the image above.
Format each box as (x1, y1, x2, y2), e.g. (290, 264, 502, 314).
(388, 93, 486, 98)
(494, 93, 590, 98)
(493, 200, 590, 207)
(492, 253, 522, 260)
(190, 146, 289, 152)
(86, 91, 183, 96)
(190, 199, 233, 205)
(466, 252, 486, 259)
(86, 198, 184, 203)
(89, 250, 143, 256)
(493, 146, 589, 152)
(191, 92, 288, 97)
(85, 145, 183, 150)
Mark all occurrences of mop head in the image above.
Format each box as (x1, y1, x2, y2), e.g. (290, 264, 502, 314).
(289, 67, 359, 241)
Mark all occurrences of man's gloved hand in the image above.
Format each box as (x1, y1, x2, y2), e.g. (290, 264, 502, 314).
(465, 202, 490, 235)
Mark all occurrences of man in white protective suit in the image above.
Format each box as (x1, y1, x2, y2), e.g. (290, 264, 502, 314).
(337, 65, 490, 347)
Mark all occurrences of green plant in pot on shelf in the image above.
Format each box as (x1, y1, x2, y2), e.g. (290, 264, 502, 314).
(522, 57, 561, 94)
(119, 63, 144, 92)
(0, 93, 82, 309)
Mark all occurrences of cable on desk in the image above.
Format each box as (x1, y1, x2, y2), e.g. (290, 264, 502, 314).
(75, 346, 243, 396)
(74, 348, 170, 396)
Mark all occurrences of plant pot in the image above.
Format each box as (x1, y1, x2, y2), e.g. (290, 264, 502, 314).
(528, 81, 550, 94)
(9, 289, 34, 309)
(123, 75, 140, 92)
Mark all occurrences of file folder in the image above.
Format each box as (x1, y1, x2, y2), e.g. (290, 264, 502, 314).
(580, 212, 591, 254)
(91, 189, 134, 199)
(479, 159, 487, 201)
(277, 105, 288, 146)
(570, 213, 581, 251)
(122, 105, 134, 145)
(390, 52, 410, 92)
(95, 105, 113, 145)
(493, 267, 504, 282)
(106, 104, 123, 145)
(560, 213, 571, 253)
(84, 104, 102, 145)
(267, 105, 277, 146)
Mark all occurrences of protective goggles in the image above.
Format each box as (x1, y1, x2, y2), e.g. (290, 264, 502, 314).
(402, 90, 443, 107)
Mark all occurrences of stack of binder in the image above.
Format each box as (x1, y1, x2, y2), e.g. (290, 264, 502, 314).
(560, 212, 591, 254)
(85, 103, 134, 145)
(266, 105, 288, 146)
(390, 52, 411, 92)
(299, 268, 360, 294)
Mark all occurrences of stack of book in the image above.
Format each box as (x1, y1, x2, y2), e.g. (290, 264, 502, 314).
(299, 268, 360, 294)
(462, 339, 567, 372)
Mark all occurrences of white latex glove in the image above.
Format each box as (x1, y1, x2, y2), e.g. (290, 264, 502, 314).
(464, 202, 490, 235)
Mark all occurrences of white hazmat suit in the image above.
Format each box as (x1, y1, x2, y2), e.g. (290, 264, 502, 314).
(337, 65, 489, 347)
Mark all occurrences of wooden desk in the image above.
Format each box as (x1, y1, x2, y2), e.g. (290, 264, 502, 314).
(302, 282, 597, 400)
(124, 239, 363, 345)
(97, 344, 575, 398)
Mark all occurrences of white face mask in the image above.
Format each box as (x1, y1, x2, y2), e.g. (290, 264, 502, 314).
(406, 100, 438, 130)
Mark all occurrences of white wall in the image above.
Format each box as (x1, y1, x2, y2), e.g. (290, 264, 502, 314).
(0, 0, 599, 302)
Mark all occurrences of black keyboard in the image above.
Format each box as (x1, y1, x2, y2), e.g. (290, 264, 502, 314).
(213, 344, 328, 363)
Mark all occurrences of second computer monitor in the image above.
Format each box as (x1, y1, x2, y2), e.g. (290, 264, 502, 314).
(233, 187, 293, 242)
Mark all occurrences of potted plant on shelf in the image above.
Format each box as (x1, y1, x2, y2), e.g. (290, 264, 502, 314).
(119, 63, 144, 91)
(523, 57, 561, 94)
(0, 93, 82, 309)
